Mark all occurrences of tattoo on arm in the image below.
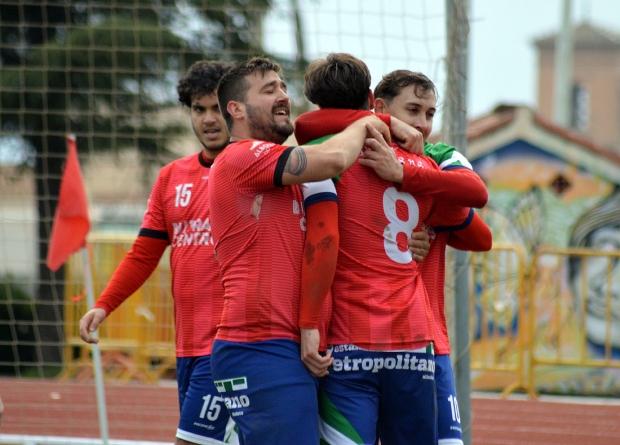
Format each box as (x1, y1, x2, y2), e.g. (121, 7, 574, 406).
(285, 147, 308, 176)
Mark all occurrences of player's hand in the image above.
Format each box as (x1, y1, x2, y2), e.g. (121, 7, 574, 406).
(79, 308, 108, 344)
(300, 328, 333, 377)
(389, 117, 424, 155)
(408, 227, 430, 262)
(0, 395, 4, 429)
(356, 115, 391, 146)
(358, 127, 404, 183)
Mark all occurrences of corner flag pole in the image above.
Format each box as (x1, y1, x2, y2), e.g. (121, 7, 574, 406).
(82, 246, 110, 445)
(47, 134, 109, 443)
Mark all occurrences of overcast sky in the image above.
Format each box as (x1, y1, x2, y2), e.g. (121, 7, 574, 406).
(263, 0, 620, 127)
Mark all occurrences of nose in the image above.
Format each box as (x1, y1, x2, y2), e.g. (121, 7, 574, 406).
(203, 110, 217, 124)
(276, 87, 289, 103)
(414, 117, 428, 133)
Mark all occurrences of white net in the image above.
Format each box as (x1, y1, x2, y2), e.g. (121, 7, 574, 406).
(0, 0, 452, 442)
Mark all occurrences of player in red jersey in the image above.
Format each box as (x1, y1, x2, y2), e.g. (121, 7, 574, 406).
(374, 69, 491, 445)
(79, 61, 240, 445)
(294, 53, 490, 445)
(207, 56, 417, 445)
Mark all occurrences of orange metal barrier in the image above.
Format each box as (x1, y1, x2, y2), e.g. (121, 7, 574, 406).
(61, 238, 620, 396)
(62, 235, 175, 383)
(527, 246, 620, 397)
(447, 244, 532, 397)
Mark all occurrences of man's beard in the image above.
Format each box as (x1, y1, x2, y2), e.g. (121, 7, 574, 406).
(246, 103, 294, 144)
(192, 125, 229, 152)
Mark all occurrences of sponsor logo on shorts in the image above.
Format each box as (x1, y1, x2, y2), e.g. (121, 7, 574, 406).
(330, 344, 361, 353)
(331, 354, 435, 374)
(214, 376, 248, 393)
(224, 396, 250, 412)
(214, 377, 252, 413)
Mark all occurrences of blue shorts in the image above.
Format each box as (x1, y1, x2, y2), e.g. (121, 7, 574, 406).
(176, 355, 239, 444)
(319, 344, 437, 445)
(211, 339, 320, 445)
(435, 354, 463, 444)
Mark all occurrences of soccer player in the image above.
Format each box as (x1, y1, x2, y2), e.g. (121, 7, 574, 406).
(207, 56, 404, 445)
(374, 69, 491, 445)
(294, 53, 490, 445)
(79, 61, 239, 445)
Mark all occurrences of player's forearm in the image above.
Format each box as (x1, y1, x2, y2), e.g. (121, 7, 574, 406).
(95, 235, 168, 314)
(447, 212, 492, 251)
(297, 118, 386, 184)
(400, 166, 488, 208)
(299, 201, 339, 329)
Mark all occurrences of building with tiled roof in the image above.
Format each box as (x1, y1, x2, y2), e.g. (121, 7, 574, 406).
(534, 22, 620, 152)
(432, 103, 620, 251)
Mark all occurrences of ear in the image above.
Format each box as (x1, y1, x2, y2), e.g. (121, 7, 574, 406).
(368, 89, 375, 110)
(374, 98, 388, 114)
(227, 101, 245, 121)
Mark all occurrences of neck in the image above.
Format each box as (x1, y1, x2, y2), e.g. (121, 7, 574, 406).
(229, 124, 252, 142)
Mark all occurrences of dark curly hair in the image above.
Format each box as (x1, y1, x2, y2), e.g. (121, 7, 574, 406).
(176, 60, 233, 108)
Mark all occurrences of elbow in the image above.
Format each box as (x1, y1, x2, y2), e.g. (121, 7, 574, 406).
(480, 188, 489, 208)
(328, 153, 349, 177)
(479, 231, 493, 252)
(481, 236, 493, 252)
(473, 184, 489, 208)
(336, 152, 351, 174)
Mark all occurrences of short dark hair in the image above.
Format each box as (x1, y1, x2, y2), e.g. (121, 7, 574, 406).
(304, 53, 371, 110)
(176, 60, 232, 107)
(374, 70, 438, 105)
(217, 56, 283, 131)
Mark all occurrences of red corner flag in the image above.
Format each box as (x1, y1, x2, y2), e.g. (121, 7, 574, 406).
(46, 135, 91, 272)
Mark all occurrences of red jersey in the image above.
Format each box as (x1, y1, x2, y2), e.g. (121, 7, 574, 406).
(140, 152, 223, 357)
(208, 139, 308, 343)
(329, 145, 470, 350)
(418, 232, 451, 354)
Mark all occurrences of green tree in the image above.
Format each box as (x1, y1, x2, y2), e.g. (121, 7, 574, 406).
(0, 0, 272, 375)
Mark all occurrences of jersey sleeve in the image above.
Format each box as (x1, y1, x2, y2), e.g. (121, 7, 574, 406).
(401, 142, 488, 208)
(224, 141, 292, 194)
(424, 141, 472, 170)
(447, 211, 493, 252)
(299, 180, 338, 329)
(425, 200, 474, 233)
(141, 167, 170, 238)
(301, 179, 338, 209)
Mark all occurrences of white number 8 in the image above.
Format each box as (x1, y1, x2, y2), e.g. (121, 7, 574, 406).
(383, 187, 419, 264)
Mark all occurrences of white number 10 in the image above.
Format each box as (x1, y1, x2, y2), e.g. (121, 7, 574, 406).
(448, 394, 461, 423)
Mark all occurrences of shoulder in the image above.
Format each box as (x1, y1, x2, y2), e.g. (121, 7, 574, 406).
(423, 141, 472, 170)
(226, 139, 287, 159)
(394, 147, 438, 169)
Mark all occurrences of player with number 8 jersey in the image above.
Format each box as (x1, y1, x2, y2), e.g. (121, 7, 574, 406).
(296, 53, 479, 445)
(327, 148, 470, 350)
